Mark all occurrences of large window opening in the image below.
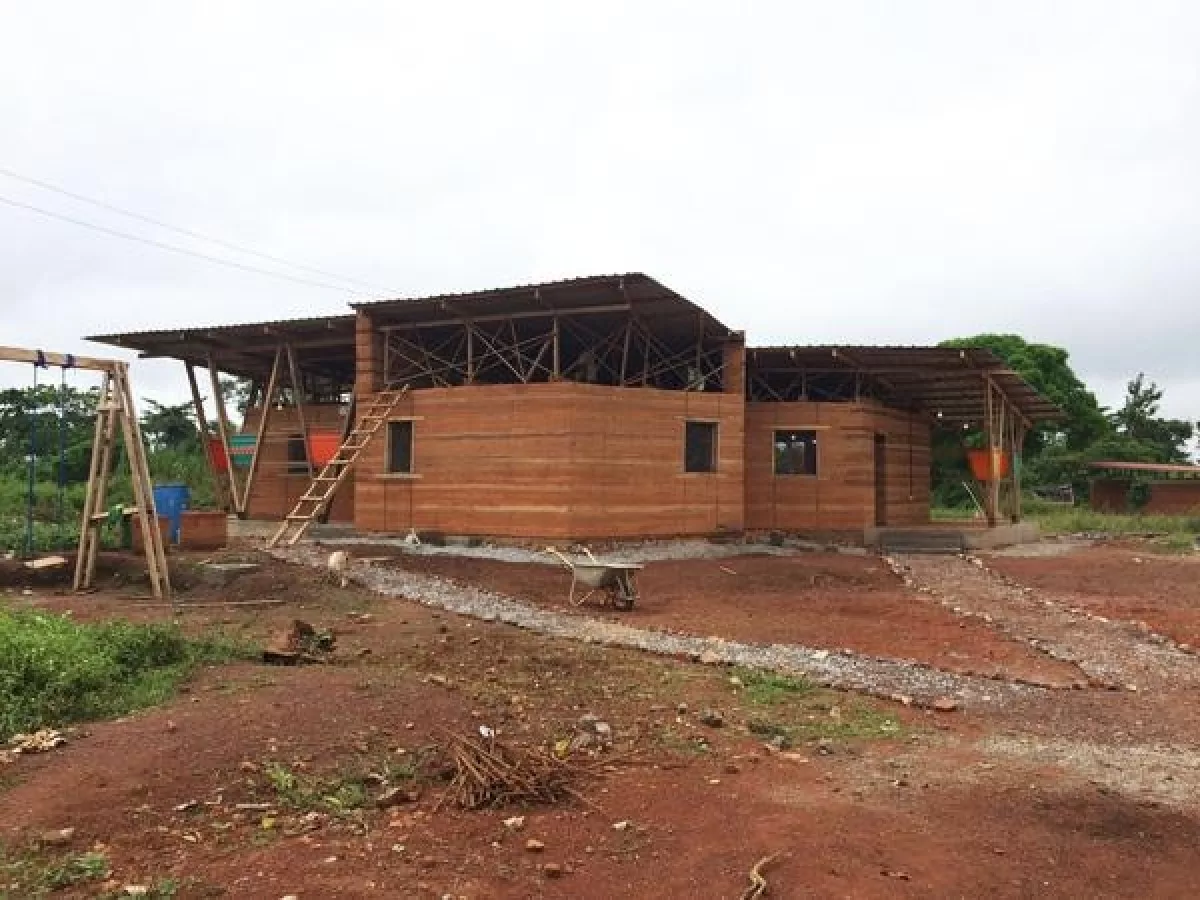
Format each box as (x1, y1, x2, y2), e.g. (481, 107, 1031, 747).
(774, 429, 818, 476)
(386, 420, 414, 474)
(684, 421, 718, 473)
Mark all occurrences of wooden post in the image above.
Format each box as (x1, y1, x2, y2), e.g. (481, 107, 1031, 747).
(207, 357, 243, 515)
(185, 362, 230, 511)
(240, 345, 282, 514)
(112, 364, 171, 600)
(74, 371, 117, 591)
(551, 316, 560, 380)
(285, 344, 314, 479)
(619, 320, 632, 385)
(466, 323, 475, 384)
(1011, 421, 1025, 523)
(982, 377, 997, 526)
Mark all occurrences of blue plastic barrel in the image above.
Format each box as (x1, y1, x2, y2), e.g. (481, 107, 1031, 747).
(152, 483, 190, 545)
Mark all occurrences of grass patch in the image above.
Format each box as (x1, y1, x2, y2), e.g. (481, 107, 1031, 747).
(0, 609, 254, 741)
(734, 669, 815, 706)
(733, 669, 903, 746)
(1025, 505, 1200, 538)
(934, 502, 1199, 550)
(748, 701, 903, 745)
(262, 754, 423, 816)
(0, 846, 110, 897)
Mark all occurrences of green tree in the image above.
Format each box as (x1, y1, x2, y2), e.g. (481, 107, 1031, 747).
(140, 400, 200, 452)
(0, 385, 99, 482)
(1109, 373, 1196, 463)
(939, 334, 1108, 451)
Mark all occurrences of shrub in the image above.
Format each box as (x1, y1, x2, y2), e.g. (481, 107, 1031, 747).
(0, 610, 247, 741)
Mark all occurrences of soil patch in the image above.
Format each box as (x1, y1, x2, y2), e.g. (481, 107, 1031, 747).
(986, 543, 1200, 648)
(377, 551, 1081, 686)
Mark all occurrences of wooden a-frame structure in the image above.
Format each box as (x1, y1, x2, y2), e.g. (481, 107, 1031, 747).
(0, 346, 172, 601)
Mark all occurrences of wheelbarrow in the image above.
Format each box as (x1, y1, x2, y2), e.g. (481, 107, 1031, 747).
(547, 548, 643, 610)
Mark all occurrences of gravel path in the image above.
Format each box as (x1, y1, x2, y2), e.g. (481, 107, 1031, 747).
(273, 544, 1039, 711)
(893, 553, 1200, 692)
(317, 535, 798, 566)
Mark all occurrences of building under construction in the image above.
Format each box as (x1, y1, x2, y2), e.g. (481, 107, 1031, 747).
(89, 274, 1061, 543)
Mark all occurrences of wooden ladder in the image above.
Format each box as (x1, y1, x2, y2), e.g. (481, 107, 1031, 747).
(74, 363, 173, 601)
(267, 386, 410, 548)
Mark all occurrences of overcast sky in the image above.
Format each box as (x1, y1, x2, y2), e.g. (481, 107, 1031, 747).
(2, 1, 1198, 429)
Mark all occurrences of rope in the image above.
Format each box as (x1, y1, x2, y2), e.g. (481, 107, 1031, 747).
(25, 355, 48, 557)
(57, 363, 69, 549)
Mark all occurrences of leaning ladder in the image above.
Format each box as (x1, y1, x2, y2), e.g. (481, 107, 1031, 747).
(267, 386, 410, 548)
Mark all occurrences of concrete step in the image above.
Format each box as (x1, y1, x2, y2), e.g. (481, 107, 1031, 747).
(876, 530, 967, 555)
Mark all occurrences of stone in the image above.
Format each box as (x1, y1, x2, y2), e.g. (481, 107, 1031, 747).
(503, 816, 525, 830)
(698, 650, 723, 665)
(376, 786, 420, 808)
(932, 697, 959, 712)
(699, 709, 724, 728)
(38, 827, 75, 846)
(542, 863, 564, 877)
(525, 839, 545, 852)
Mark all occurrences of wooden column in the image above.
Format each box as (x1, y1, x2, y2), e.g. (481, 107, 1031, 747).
(207, 357, 244, 515)
(1011, 421, 1026, 523)
(240, 345, 282, 514)
(285, 344, 314, 479)
(185, 362, 231, 511)
(551, 316, 560, 380)
(982, 377, 998, 526)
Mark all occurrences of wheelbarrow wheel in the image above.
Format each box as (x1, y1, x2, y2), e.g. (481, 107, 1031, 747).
(611, 572, 638, 610)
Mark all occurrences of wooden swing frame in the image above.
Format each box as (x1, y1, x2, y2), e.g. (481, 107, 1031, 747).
(0, 345, 172, 602)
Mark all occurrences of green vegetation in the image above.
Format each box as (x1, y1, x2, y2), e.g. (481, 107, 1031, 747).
(734, 669, 815, 705)
(262, 754, 422, 816)
(934, 335, 1198, 507)
(732, 669, 902, 747)
(0, 609, 251, 741)
(0, 381, 251, 555)
(935, 497, 1199, 551)
(0, 847, 110, 897)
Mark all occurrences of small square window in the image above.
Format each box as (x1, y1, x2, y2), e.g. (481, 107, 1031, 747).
(774, 430, 817, 476)
(387, 420, 414, 474)
(684, 421, 718, 473)
(286, 434, 308, 474)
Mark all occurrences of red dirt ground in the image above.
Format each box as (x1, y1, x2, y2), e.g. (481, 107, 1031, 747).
(985, 543, 1200, 648)
(381, 551, 1083, 686)
(2, 550, 1199, 898)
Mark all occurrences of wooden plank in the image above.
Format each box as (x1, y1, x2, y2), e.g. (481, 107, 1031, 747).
(240, 345, 282, 513)
(0, 345, 119, 372)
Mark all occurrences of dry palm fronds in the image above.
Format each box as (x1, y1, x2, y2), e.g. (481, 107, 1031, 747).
(438, 730, 607, 810)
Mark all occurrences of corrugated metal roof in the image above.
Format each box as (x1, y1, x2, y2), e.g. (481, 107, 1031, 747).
(350, 272, 735, 338)
(87, 312, 354, 344)
(746, 344, 1063, 424)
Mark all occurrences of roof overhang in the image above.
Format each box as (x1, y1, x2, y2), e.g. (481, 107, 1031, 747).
(747, 345, 1063, 426)
(88, 314, 357, 381)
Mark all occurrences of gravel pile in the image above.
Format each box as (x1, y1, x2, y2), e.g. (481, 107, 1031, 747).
(894, 554, 1200, 692)
(274, 544, 1037, 711)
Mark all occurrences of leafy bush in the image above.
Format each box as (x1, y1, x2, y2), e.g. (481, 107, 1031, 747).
(0, 609, 248, 741)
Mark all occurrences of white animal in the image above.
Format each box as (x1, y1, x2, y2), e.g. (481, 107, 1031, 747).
(326, 550, 351, 588)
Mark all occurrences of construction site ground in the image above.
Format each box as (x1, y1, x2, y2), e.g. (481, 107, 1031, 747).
(2, 539, 1199, 899)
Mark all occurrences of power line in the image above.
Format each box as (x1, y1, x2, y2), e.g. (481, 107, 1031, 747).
(0, 193, 363, 294)
(0, 165, 398, 295)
